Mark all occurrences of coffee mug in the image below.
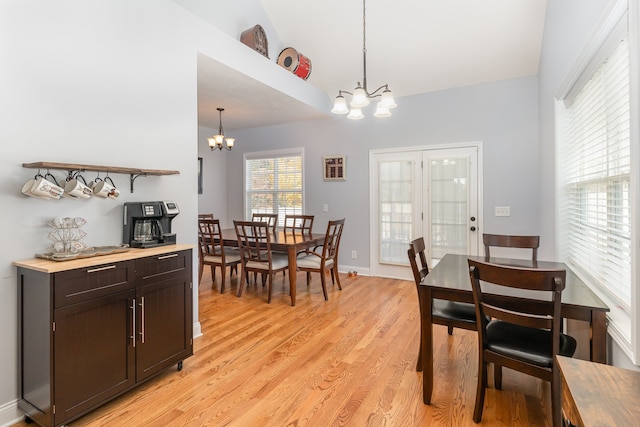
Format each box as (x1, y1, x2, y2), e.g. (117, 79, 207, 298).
(21, 178, 49, 199)
(64, 178, 92, 199)
(31, 176, 64, 199)
(92, 179, 119, 199)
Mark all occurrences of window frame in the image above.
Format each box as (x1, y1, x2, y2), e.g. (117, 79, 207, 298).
(243, 147, 305, 227)
(555, 0, 640, 364)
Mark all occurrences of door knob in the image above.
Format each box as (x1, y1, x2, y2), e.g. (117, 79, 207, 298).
(470, 226, 476, 231)
(470, 216, 476, 222)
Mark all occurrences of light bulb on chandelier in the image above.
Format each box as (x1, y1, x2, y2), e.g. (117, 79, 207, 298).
(208, 108, 235, 151)
(331, 0, 397, 120)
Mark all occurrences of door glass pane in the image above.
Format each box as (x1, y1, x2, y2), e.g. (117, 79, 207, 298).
(379, 160, 414, 264)
(430, 157, 469, 261)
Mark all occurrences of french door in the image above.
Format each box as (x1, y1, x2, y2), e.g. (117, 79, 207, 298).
(370, 144, 481, 279)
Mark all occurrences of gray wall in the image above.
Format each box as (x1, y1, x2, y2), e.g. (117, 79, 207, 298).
(224, 76, 541, 273)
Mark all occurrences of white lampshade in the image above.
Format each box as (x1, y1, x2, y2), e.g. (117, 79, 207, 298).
(347, 107, 364, 120)
(350, 85, 369, 108)
(380, 88, 397, 109)
(214, 134, 224, 146)
(331, 95, 349, 114)
(207, 137, 216, 149)
(225, 138, 235, 148)
(374, 103, 391, 118)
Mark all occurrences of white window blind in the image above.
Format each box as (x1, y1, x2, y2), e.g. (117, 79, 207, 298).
(244, 149, 303, 226)
(559, 32, 631, 310)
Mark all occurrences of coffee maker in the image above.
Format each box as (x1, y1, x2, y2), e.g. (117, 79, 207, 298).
(123, 201, 179, 248)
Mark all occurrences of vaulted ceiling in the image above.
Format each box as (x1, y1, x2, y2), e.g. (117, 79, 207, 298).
(197, 0, 547, 132)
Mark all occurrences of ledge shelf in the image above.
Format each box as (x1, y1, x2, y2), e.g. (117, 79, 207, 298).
(22, 162, 180, 193)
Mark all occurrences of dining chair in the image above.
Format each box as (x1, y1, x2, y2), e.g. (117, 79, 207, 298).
(468, 258, 576, 427)
(295, 218, 345, 300)
(198, 213, 214, 220)
(234, 220, 289, 304)
(483, 233, 539, 260)
(197, 219, 241, 292)
(407, 237, 484, 370)
(284, 214, 314, 235)
(251, 213, 278, 233)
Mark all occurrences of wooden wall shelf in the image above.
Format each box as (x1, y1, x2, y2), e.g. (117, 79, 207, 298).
(22, 162, 180, 193)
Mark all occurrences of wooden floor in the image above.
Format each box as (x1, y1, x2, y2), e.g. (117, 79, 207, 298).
(14, 269, 552, 426)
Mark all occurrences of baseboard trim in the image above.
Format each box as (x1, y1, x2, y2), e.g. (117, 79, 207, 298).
(0, 399, 23, 427)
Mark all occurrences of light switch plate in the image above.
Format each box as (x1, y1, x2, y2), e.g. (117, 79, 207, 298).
(495, 206, 511, 217)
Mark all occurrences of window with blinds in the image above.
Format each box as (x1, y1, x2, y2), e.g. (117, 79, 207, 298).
(244, 149, 304, 226)
(558, 30, 631, 311)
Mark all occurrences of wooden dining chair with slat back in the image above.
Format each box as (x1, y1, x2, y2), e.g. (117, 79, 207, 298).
(407, 237, 483, 370)
(483, 233, 539, 261)
(468, 258, 576, 427)
(284, 214, 314, 235)
(251, 213, 278, 234)
(197, 219, 240, 292)
(234, 220, 289, 304)
(295, 218, 345, 300)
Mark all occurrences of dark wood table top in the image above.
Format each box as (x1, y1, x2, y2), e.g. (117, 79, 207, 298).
(421, 253, 610, 313)
(219, 228, 325, 249)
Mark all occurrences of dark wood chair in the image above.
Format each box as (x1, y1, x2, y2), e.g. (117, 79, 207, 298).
(468, 258, 577, 427)
(198, 213, 214, 220)
(251, 213, 278, 234)
(296, 218, 345, 300)
(197, 219, 240, 291)
(483, 233, 539, 260)
(407, 237, 483, 370)
(234, 220, 289, 304)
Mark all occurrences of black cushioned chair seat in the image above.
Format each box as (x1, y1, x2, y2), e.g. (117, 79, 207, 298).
(433, 300, 489, 324)
(486, 320, 577, 368)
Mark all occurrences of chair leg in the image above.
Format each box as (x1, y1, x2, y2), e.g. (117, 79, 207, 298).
(473, 358, 487, 423)
(220, 265, 226, 293)
(415, 343, 422, 372)
(447, 325, 454, 335)
(330, 269, 335, 284)
(494, 364, 503, 390)
(198, 261, 204, 284)
(210, 265, 216, 283)
(306, 271, 311, 285)
(333, 265, 342, 290)
(267, 273, 273, 304)
(320, 269, 328, 301)
(551, 368, 561, 427)
(237, 271, 246, 297)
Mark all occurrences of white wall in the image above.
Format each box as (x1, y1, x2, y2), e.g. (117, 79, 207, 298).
(0, 0, 244, 423)
(225, 76, 541, 273)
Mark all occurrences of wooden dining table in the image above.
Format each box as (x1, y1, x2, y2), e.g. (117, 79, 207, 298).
(220, 228, 325, 306)
(417, 253, 610, 405)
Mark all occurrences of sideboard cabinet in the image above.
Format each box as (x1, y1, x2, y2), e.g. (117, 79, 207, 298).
(15, 247, 193, 427)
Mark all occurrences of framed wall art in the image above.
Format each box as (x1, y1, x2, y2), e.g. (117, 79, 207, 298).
(323, 155, 346, 181)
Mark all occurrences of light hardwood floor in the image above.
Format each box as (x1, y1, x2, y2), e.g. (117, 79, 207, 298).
(14, 269, 552, 426)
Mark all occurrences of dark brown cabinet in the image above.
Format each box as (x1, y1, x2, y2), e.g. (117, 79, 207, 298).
(16, 247, 193, 427)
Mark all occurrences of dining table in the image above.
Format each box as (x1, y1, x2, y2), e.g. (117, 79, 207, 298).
(220, 228, 326, 306)
(417, 253, 610, 405)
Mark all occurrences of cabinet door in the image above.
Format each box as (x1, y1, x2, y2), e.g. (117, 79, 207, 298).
(136, 277, 192, 381)
(135, 250, 193, 381)
(53, 290, 135, 425)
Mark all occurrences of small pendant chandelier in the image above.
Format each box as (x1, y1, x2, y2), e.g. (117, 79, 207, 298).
(208, 107, 235, 151)
(331, 0, 397, 119)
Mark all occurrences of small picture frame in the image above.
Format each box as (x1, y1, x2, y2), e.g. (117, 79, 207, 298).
(323, 156, 346, 181)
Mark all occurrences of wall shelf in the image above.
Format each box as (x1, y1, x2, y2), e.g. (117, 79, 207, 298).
(22, 162, 180, 193)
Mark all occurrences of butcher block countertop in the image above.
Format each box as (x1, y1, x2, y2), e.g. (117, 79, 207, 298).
(13, 244, 194, 273)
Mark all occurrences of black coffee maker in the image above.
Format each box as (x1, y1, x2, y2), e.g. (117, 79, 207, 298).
(123, 201, 179, 248)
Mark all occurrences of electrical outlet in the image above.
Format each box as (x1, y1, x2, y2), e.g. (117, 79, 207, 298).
(351, 250, 357, 259)
(495, 206, 511, 217)
(322, 204, 329, 213)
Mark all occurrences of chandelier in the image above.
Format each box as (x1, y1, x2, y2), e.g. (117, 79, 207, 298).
(208, 107, 235, 151)
(331, 0, 397, 120)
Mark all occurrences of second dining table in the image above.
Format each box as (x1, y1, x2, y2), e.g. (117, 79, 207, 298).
(220, 227, 326, 305)
(418, 253, 610, 405)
